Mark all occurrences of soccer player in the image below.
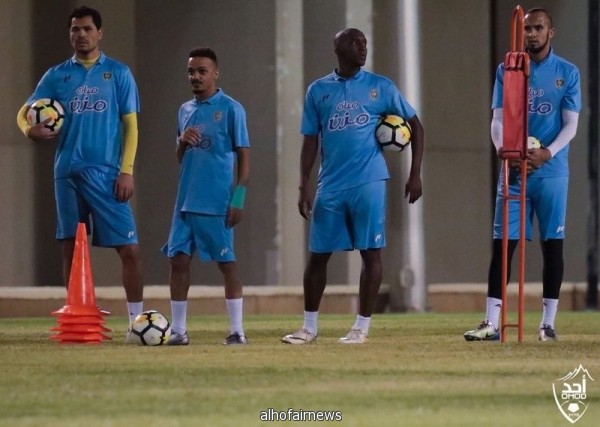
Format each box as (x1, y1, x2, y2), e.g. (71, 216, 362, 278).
(464, 8, 581, 342)
(16, 6, 144, 340)
(281, 28, 424, 345)
(162, 47, 250, 346)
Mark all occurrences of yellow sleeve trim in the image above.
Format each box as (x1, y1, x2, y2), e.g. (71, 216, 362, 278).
(121, 112, 138, 175)
(17, 103, 31, 137)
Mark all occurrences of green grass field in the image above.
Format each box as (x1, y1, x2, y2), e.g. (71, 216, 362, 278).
(1, 312, 599, 427)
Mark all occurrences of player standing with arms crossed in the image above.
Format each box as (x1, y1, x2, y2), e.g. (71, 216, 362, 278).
(464, 8, 581, 342)
(282, 28, 424, 344)
(17, 6, 144, 340)
(162, 47, 250, 346)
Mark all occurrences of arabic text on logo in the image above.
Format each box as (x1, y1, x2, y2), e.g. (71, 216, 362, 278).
(552, 364, 594, 424)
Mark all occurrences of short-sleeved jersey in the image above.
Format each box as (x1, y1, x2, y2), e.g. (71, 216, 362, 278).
(27, 53, 140, 179)
(492, 48, 581, 178)
(301, 69, 417, 193)
(175, 89, 250, 215)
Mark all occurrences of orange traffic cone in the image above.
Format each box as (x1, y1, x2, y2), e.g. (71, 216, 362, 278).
(50, 223, 111, 344)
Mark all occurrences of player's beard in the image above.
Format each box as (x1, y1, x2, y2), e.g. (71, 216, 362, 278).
(526, 38, 549, 54)
(191, 80, 203, 95)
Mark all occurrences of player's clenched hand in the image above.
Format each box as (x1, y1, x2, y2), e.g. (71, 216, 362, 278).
(27, 119, 58, 142)
(526, 147, 551, 170)
(404, 175, 422, 204)
(298, 187, 313, 220)
(227, 207, 242, 228)
(509, 147, 550, 173)
(179, 128, 201, 147)
(114, 173, 134, 202)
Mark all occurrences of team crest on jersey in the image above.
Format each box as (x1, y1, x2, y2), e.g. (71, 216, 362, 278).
(369, 90, 378, 101)
(214, 111, 223, 122)
(103, 72, 112, 81)
(555, 79, 564, 88)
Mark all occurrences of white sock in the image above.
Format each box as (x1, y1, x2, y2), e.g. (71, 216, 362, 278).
(170, 300, 188, 335)
(485, 297, 503, 330)
(303, 310, 318, 335)
(353, 315, 371, 334)
(127, 301, 143, 324)
(226, 298, 244, 335)
(541, 298, 559, 328)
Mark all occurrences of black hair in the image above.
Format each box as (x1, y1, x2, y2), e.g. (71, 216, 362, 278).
(189, 47, 218, 65)
(526, 7, 553, 27)
(68, 6, 102, 29)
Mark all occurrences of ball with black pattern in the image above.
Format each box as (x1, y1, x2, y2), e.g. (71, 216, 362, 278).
(375, 115, 412, 152)
(130, 310, 171, 346)
(26, 98, 65, 132)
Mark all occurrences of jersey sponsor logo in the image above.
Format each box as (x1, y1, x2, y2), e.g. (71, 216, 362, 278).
(336, 101, 359, 111)
(69, 85, 108, 114)
(327, 101, 369, 132)
(189, 124, 212, 150)
(197, 139, 212, 149)
(528, 87, 552, 115)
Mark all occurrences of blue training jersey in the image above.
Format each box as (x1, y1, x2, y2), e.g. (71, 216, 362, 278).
(492, 48, 581, 178)
(27, 53, 140, 179)
(175, 89, 250, 215)
(301, 69, 417, 193)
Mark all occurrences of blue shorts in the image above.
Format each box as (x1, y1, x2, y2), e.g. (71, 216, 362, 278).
(493, 176, 568, 240)
(55, 168, 138, 247)
(161, 211, 235, 262)
(309, 180, 386, 253)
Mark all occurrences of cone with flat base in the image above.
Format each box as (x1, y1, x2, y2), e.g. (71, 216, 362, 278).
(50, 223, 111, 343)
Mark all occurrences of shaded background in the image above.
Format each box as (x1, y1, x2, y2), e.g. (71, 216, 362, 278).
(0, 1, 595, 308)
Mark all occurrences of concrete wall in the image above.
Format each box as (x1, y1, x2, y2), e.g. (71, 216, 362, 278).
(0, 1, 594, 296)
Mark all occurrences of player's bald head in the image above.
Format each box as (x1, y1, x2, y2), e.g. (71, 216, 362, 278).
(334, 28, 364, 48)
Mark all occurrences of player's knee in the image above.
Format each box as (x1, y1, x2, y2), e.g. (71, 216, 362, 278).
(116, 244, 140, 263)
(169, 254, 190, 274)
(541, 239, 563, 261)
(360, 249, 381, 264)
(217, 261, 237, 276)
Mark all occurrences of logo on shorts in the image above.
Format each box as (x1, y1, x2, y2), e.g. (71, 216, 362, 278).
(128, 231, 135, 238)
(220, 248, 229, 256)
(552, 364, 594, 424)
